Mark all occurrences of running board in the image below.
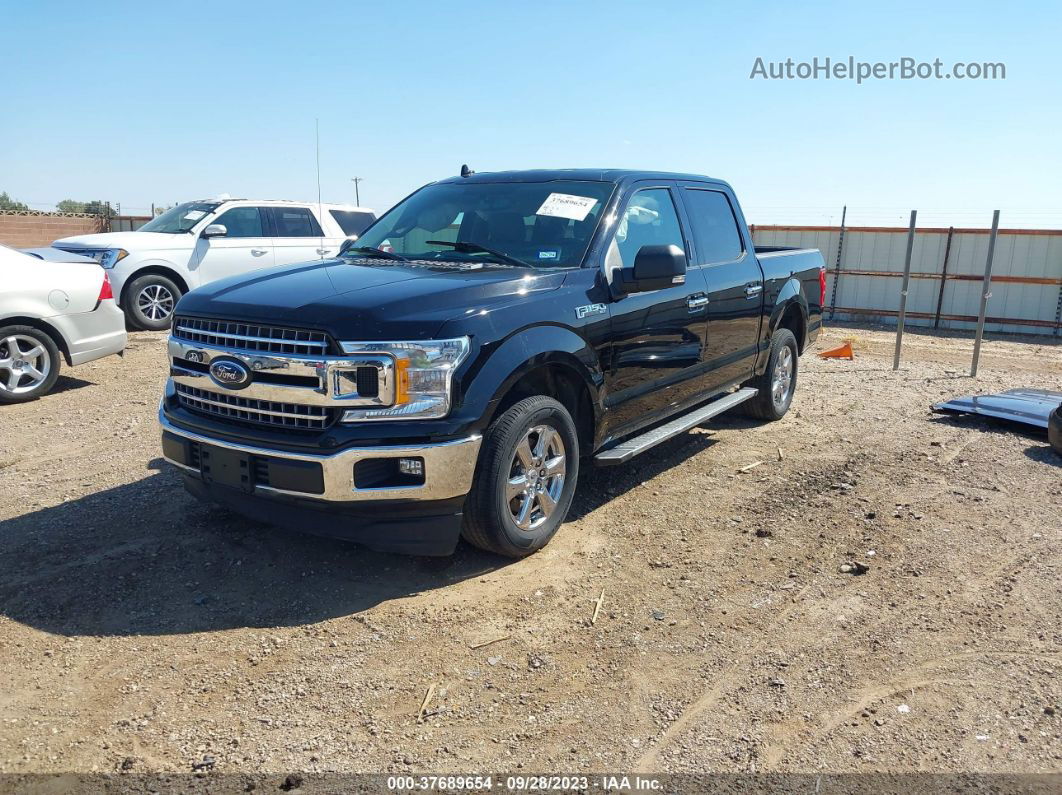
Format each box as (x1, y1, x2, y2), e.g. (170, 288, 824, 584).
(593, 387, 758, 466)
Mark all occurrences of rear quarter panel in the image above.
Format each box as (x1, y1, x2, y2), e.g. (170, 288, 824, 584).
(1, 259, 105, 320)
(756, 249, 825, 363)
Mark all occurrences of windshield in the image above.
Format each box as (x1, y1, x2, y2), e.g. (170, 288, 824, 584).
(349, 180, 614, 268)
(139, 201, 221, 234)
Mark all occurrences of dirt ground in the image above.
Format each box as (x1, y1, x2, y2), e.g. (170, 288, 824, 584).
(0, 324, 1059, 778)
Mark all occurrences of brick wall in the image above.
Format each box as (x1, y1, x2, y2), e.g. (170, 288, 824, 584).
(0, 213, 107, 247)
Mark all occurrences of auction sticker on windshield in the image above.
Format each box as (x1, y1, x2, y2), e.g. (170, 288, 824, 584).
(536, 193, 598, 221)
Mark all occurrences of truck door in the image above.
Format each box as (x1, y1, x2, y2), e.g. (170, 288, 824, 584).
(677, 185, 763, 391)
(602, 183, 711, 437)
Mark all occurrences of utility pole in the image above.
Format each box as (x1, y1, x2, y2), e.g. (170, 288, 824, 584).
(351, 177, 363, 206)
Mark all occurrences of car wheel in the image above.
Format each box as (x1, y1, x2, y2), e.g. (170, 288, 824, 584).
(126, 274, 181, 331)
(743, 328, 798, 421)
(0, 326, 62, 403)
(462, 396, 580, 558)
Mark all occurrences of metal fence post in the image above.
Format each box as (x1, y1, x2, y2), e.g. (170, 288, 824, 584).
(828, 205, 846, 320)
(933, 226, 954, 329)
(892, 210, 917, 371)
(970, 210, 1001, 377)
(1053, 280, 1062, 337)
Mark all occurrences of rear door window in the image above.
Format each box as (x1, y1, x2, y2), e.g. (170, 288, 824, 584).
(329, 210, 376, 236)
(682, 189, 744, 264)
(269, 207, 324, 237)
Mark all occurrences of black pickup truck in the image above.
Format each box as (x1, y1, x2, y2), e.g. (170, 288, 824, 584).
(160, 169, 824, 557)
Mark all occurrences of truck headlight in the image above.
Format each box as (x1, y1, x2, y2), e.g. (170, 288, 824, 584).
(97, 249, 129, 268)
(339, 337, 470, 421)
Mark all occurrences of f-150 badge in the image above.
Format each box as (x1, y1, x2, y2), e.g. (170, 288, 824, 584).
(575, 303, 607, 319)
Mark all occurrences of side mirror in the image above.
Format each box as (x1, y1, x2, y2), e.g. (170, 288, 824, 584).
(617, 244, 687, 293)
(338, 237, 357, 255)
(201, 224, 227, 239)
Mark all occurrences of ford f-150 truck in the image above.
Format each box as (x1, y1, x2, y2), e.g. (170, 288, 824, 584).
(159, 169, 824, 557)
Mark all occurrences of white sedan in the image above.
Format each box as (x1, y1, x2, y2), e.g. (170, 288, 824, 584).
(0, 244, 127, 403)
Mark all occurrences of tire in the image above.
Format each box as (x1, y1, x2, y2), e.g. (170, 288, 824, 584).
(0, 325, 62, 403)
(125, 274, 181, 331)
(462, 396, 580, 558)
(743, 328, 799, 421)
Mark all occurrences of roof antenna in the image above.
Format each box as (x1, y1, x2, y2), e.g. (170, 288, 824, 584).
(315, 118, 324, 256)
(460, 164, 475, 178)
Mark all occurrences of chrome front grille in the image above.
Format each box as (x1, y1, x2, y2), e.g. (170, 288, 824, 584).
(175, 383, 336, 430)
(173, 316, 333, 356)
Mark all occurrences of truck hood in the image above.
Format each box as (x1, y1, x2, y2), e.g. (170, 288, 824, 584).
(52, 231, 194, 251)
(175, 257, 567, 340)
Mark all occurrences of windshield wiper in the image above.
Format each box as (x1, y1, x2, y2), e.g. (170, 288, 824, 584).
(345, 246, 410, 262)
(426, 240, 528, 268)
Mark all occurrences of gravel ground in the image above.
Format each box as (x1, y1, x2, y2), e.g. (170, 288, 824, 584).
(0, 324, 1059, 777)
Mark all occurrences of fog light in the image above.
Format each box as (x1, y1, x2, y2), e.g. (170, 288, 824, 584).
(398, 457, 424, 476)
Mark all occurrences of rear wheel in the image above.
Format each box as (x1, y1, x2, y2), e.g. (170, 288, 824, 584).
(743, 328, 798, 421)
(462, 396, 580, 558)
(125, 274, 181, 331)
(0, 326, 61, 403)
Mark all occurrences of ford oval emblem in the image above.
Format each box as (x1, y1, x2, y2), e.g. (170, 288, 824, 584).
(208, 357, 252, 390)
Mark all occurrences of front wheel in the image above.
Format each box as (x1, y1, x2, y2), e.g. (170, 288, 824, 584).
(462, 396, 580, 558)
(0, 326, 62, 403)
(743, 328, 798, 421)
(125, 274, 182, 331)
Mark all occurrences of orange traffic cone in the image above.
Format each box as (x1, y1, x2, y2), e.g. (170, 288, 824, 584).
(818, 341, 854, 360)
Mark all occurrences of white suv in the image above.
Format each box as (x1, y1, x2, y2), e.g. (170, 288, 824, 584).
(52, 199, 376, 330)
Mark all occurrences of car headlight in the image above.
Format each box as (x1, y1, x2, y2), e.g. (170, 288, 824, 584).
(339, 337, 470, 421)
(97, 249, 129, 268)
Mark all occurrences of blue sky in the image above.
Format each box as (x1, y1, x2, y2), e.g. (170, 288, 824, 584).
(2, 0, 1059, 227)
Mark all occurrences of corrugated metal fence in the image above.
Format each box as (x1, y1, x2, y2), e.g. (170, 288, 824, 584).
(750, 224, 1062, 336)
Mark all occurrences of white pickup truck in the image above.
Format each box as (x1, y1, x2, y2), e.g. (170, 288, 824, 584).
(53, 199, 376, 330)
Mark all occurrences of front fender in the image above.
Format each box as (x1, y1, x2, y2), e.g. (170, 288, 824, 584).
(451, 324, 604, 434)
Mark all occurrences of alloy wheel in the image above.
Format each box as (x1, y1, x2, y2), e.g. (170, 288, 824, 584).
(505, 424, 567, 531)
(138, 284, 175, 321)
(0, 334, 52, 395)
(772, 345, 794, 408)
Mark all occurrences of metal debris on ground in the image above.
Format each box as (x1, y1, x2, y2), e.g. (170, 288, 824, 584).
(932, 389, 1062, 454)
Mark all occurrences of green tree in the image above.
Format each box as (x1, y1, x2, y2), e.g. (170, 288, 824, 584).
(0, 192, 29, 212)
(56, 199, 86, 213)
(57, 199, 115, 217)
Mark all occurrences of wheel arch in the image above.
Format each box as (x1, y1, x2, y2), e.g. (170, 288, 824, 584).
(0, 316, 72, 365)
(120, 266, 189, 308)
(459, 325, 604, 451)
(768, 278, 809, 354)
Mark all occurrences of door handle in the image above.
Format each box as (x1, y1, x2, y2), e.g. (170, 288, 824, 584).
(745, 284, 763, 299)
(251, 249, 268, 256)
(316, 248, 331, 255)
(688, 294, 709, 311)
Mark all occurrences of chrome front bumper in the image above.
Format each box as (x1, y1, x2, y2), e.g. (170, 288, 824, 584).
(159, 409, 482, 502)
